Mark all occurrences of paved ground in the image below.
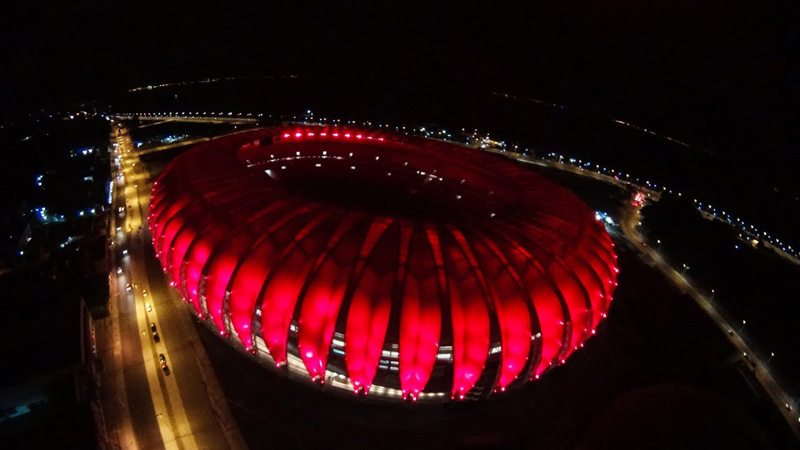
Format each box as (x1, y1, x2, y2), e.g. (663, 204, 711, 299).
(96, 120, 800, 448)
(200, 242, 795, 449)
(96, 124, 245, 450)
(511, 150, 800, 439)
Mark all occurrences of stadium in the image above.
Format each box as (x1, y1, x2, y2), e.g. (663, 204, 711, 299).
(148, 125, 618, 401)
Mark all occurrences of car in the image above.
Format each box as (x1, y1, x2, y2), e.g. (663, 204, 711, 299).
(150, 323, 157, 332)
(122, 249, 128, 255)
(143, 290, 148, 297)
(117, 267, 122, 274)
(146, 303, 152, 312)
(152, 331, 160, 343)
(159, 354, 169, 375)
(126, 283, 132, 292)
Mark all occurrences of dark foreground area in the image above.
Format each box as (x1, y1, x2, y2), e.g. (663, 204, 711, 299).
(194, 241, 796, 449)
(639, 195, 800, 397)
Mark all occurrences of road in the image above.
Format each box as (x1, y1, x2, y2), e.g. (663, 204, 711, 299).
(697, 209, 800, 267)
(116, 114, 257, 125)
(616, 196, 800, 439)
(506, 150, 800, 440)
(133, 138, 212, 157)
(97, 123, 246, 450)
(96, 118, 799, 441)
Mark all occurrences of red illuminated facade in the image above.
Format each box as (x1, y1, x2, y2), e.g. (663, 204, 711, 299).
(149, 125, 618, 401)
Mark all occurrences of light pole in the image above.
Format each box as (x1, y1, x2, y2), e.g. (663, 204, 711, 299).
(767, 352, 775, 365)
(739, 320, 747, 333)
(710, 289, 715, 301)
(681, 263, 690, 276)
(656, 239, 662, 251)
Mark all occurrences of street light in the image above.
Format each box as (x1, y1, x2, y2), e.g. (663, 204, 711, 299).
(710, 289, 715, 301)
(681, 263, 690, 275)
(739, 320, 747, 333)
(767, 352, 775, 365)
(656, 239, 662, 251)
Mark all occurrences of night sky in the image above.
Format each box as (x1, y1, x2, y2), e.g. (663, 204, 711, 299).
(1, 1, 797, 159)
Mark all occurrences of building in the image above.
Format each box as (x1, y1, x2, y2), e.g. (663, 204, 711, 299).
(149, 125, 618, 401)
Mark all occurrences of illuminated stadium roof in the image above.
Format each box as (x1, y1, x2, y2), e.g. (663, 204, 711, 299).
(149, 125, 618, 401)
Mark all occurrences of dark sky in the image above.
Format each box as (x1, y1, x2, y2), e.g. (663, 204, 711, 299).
(1, 1, 797, 156)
